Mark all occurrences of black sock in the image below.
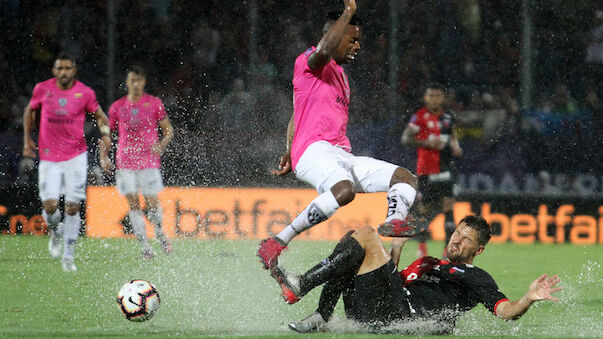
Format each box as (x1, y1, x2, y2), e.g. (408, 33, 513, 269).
(299, 231, 364, 296)
(315, 272, 355, 321)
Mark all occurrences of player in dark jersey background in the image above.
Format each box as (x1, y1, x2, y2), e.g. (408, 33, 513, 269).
(402, 82, 462, 258)
(271, 216, 562, 334)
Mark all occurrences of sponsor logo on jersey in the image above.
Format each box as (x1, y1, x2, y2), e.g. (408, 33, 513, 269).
(74, 93, 83, 98)
(131, 108, 139, 116)
(143, 102, 151, 107)
(58, 98, 68, 107)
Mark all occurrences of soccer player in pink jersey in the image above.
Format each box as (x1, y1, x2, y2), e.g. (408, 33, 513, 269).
(258, 0, 419, 272)
(102, 66, 174, 258)
(23, 53, 111, 272)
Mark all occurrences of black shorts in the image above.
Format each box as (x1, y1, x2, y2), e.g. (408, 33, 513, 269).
(345, 260, 411, 326)
(418, 175, 454, 204)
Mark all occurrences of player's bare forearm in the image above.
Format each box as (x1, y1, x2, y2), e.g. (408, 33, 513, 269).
(495, 296, 534, 321)
(450, 130, 463, 157)
(401, 127, 422, 148)
(390, 237, 411, 268)
(93, 108, 111, 157)
(157, 118, 174, 154)
(22, 105, 37, 158)
(308, 1, 356, 70)
(286, 113, 295, 151)
(496, 274, 561, 321)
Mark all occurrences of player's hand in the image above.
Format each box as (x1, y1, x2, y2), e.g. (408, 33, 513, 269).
(151, 143, 164, 156)
(452, 145, 463, 157)
(527, 274, 562, 303)
(343, 0, 357, 13)
(23, 137, 37, 158)
(100, 155, 113, 174)
(272, 151, 292, 176)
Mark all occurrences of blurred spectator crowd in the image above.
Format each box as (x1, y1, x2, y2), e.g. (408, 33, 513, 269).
(0, 0, 601, 195)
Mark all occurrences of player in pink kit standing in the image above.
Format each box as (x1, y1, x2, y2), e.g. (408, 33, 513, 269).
(102, 66, 174, 258)
(258, 0, 419, 275)
(23, 53, 111, 272)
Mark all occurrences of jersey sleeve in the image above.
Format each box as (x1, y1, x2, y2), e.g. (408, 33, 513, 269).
(28, 83, 44, 110)
(470, 269, 508, 316)
(108, 102, 118, 130)
(85, 88, 100, 113)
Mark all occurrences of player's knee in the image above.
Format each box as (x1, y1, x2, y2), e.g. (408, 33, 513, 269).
(143, 196, 158, 210)
(65, 203, 80, 215)
(126, 194, 141, 211)
(352, 226, 379, 246)
(390, 167, 418, 190)
(43, 201, 59, 214)
(331, 180, 356, 206)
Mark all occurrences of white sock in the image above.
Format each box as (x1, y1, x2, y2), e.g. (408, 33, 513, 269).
(385, 183, 417, 222)
(147, 207, 168, 244)
(42, 209, 61, 231)
(129, 210, 150, 251)
(62, 213, 80, 260)
(277, 191, 340, 244)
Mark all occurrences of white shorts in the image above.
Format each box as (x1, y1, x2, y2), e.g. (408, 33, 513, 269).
(295, 141, 398, 194)
(38, 152, 88, 203)
(116, 168, 164, 196)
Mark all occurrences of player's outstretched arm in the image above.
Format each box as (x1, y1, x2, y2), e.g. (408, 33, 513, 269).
(22, 104, 38, 158)
(93, 107, 113, 173)
(272, 112, 295, 176)
(308, 0, 356, 70)
(496, 273, 562, 321)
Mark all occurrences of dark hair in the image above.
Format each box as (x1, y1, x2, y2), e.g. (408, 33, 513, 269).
(327, 10, 362, 26)
(425, 82, 445, 93)
(460, 215, 491, 246)
(55, 52, 76, 67)
(127, 65, 146, 78)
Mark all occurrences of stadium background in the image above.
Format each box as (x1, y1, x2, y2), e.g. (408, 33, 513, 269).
(0, 0, 601, 242)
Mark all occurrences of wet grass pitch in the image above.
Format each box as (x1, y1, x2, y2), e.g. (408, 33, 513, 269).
(0, 235, 600, 338)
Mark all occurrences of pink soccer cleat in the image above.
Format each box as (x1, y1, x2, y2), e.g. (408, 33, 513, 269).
(378, 216, 417, 238)
(257, 237, 286, 269)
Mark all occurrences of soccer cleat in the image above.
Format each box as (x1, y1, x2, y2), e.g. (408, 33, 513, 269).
(257, 237, 286, 269)
(378, 217, 417, 237)
(48, 223, 63, 259)
(288, 312, 327, 333)
(141, 250, 154, 260)
(61, 257, 77, 272)
(270, 264, 302, 304)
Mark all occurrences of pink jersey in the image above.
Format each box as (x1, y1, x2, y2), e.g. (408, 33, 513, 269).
(291, 47, 352, 170)
(108, 93, 167, 170)
(29, 78, 99, 162)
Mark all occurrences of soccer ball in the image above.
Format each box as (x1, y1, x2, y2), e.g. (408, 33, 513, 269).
(116, 280, 160, 322)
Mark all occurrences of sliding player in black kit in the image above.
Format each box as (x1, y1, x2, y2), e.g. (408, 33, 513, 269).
(269, 216, 562, 334)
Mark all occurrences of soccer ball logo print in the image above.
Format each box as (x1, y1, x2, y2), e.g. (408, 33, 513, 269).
(116, 280, 160, 322)
(307, 203, 327, 225)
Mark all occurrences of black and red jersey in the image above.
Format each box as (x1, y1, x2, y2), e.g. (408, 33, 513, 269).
(400, 256, 508, 321)
(407, 107, 455, 175)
